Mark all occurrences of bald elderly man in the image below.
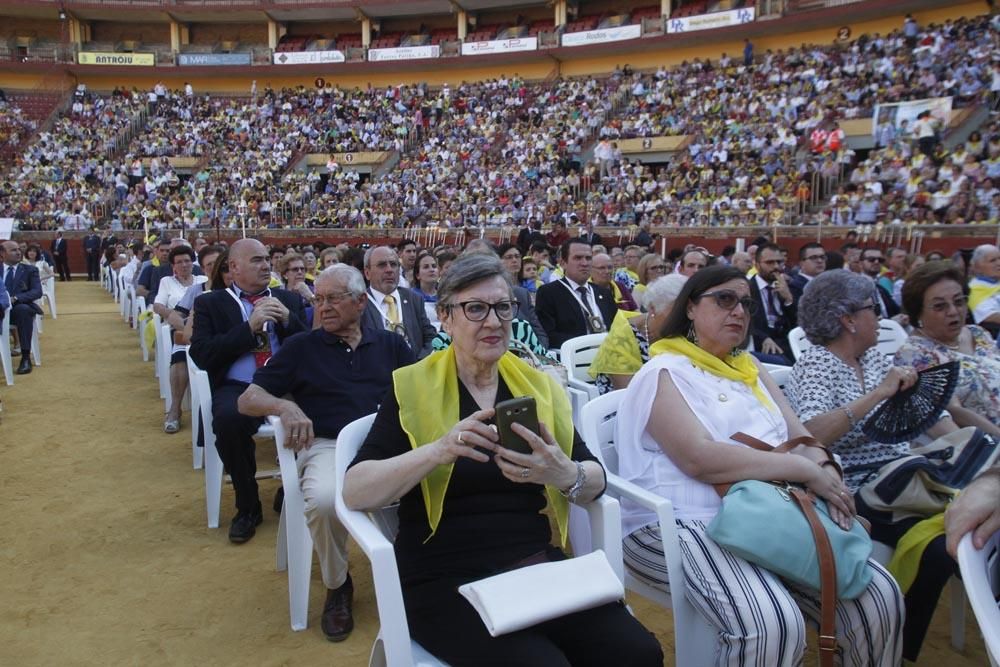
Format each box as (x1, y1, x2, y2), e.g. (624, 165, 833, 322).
(189, 238, 307, 543)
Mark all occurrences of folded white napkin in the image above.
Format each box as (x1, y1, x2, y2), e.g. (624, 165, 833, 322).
(458, 550, 624, 637)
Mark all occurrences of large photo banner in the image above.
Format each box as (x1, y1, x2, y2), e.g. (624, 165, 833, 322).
(872, 97, 953, 138)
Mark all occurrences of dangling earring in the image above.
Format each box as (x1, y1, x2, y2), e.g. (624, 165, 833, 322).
(687, 322, 699, 345)
(849, 325, 857, 334)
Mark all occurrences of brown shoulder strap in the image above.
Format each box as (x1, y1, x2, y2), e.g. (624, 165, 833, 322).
(789, 488, 837, 667)
(731, 432, 775, 452)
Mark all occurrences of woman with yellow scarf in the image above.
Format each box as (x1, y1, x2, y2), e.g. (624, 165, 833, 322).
(343, 253, 662, 667)
(616, 265, 903, 667)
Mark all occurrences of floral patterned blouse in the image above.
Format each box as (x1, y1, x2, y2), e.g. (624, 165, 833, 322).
(894, 325, 1000, 427)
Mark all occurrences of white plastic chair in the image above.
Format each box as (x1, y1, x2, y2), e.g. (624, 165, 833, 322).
(186, 353, 204, 470)
(136, 298, 150, 361)
(269, 415, 315, 632)
(187, 360, 278, 529)
(29, 315, 41, 366)
(41, 276, 56, 319)
(787, 326, 812, 361)
(790, 319, 907, 361)
(560, 333, 607, 402)
(0, 307, 13, 386)
(875, 319, 908, 357)
(154, 315, 170, 403)
(579, 390, 716, 666)
(958, 530, 1000, 666)
(334, 413, 623, 667)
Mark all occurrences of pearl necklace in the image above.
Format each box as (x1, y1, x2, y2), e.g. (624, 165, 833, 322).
(644, 312, 651, 342)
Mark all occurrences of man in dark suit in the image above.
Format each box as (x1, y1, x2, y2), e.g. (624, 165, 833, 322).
(361, 245, 436, 359)
(788, 242, 827, 304)
(578, 218, 603, 247)
(50, 231, 70, 281)
(535, 239, 616, 349)
(189, 238, 307, 543)
(748, 243, 797, 363)
(83, 229, 102, 281)
(2, 241, 43, 374)
(860, 247, 905, 323)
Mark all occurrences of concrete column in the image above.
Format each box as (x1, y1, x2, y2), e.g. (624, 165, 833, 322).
(361, 18, 371, 48)
(169, 21, 180, 52)
(555, 0, 567, 27)
(661, 0, 672, 18)
(457, 10, 467, 40)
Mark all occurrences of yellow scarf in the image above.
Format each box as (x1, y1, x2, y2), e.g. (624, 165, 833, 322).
(887, 512, 945, 594)
(393, 346, 575, 546)
(650, 336, 775, 410)
(589, 310, 642, 378)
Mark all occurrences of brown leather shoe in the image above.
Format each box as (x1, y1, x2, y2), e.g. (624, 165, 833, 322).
(321, 574, 354, 642)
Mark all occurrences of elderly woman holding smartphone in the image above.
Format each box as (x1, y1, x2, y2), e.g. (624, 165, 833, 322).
(343, 253, 662, 667)
(617, 265, 902, 667)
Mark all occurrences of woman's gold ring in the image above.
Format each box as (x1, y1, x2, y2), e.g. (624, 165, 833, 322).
(521, 467, 530, 478)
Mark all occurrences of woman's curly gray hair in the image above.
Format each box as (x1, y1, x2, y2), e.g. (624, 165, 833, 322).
(798, 269, 879, 345)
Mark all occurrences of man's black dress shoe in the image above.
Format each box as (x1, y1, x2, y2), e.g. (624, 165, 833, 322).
(15, 358, 31, 375)
(228, 506, 263, 544)
(321, 574, 354, 642)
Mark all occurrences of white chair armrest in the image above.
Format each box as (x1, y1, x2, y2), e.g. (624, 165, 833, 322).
(577, 494, 624, 583)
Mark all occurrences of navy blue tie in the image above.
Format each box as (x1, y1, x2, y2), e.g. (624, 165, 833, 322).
(4, 266, 13, 294)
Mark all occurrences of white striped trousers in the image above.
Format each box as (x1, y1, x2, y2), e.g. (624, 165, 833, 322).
(624, 521, 903, 667)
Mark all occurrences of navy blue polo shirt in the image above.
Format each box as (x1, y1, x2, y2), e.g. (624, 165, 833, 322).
(252, 324, 415, 439)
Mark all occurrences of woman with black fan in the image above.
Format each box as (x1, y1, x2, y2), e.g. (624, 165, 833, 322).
(786, 269, 959, 662)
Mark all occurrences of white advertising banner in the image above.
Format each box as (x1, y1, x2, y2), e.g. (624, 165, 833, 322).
(0, 218, 13, 238)
(561, 24, 642, 48)
(368, 45, 440, 62)
(667, 7, 756, 33)
(461, 37, 538, 56)
(273, 50, 345, 65)
(872, 97, 953, 139)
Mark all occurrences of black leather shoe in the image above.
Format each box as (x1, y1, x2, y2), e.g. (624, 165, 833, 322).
(15, 358, 31, 375)
(321, 575, 354, 642)
(228, 506, 263, 544)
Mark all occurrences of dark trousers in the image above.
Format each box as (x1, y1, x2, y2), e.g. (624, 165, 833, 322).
(859, 501, 956, 662)
(85, 252, 100, 280)
(9, 303, 36, 350)
(211, 382, 264, 516)
(53, 255, 71, 281)
(405, 575, 663, 666)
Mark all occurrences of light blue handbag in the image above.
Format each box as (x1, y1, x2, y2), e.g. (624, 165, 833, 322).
(707, 479, 875, 599)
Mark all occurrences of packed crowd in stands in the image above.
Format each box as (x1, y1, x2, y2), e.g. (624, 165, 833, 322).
(0, 97, 37, 150)
(2, 14, 999, 233)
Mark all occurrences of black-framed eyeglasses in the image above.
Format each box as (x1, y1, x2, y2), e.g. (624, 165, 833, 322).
(697, 290, 757, 314)
(803, 254, 827, 262)
(863, 256, 885, 263)
(446, 300, 519, 322)
(853, 301, 882, 316)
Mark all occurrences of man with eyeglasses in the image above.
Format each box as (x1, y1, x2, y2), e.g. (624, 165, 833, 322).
(238, 265, 414, 642)
(591, 252, 638, 311)
(536, 239, 617, 349)
(361, 245, 436, 359)
(789, 242, 826, 303)
(859, 248, 904, 321)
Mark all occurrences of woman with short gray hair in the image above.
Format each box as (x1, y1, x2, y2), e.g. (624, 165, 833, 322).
(786, 268, 957, 661)
(430, 253, 550, 357)
(589, 274, 687, 393)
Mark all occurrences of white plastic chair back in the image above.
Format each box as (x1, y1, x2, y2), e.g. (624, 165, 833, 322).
(958, 531, 1000, 666)
(0, 307, 13, 386)
(875, 318, 907, 357)
(560, 333, 607, 398)
(788, 326, 812, 361)
(30, 315, 41, 366)
(269, 416, 315, 632)
(764, 365, 792, 390)
(188, 360, 223, 528)
(580, 390, 716, 666)
(154, 315, 170, 402)
(41, 276, 56, 319)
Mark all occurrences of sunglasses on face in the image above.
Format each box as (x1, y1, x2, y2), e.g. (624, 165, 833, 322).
(697, 290, 757, 314)
(853, 301, 882, 316)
